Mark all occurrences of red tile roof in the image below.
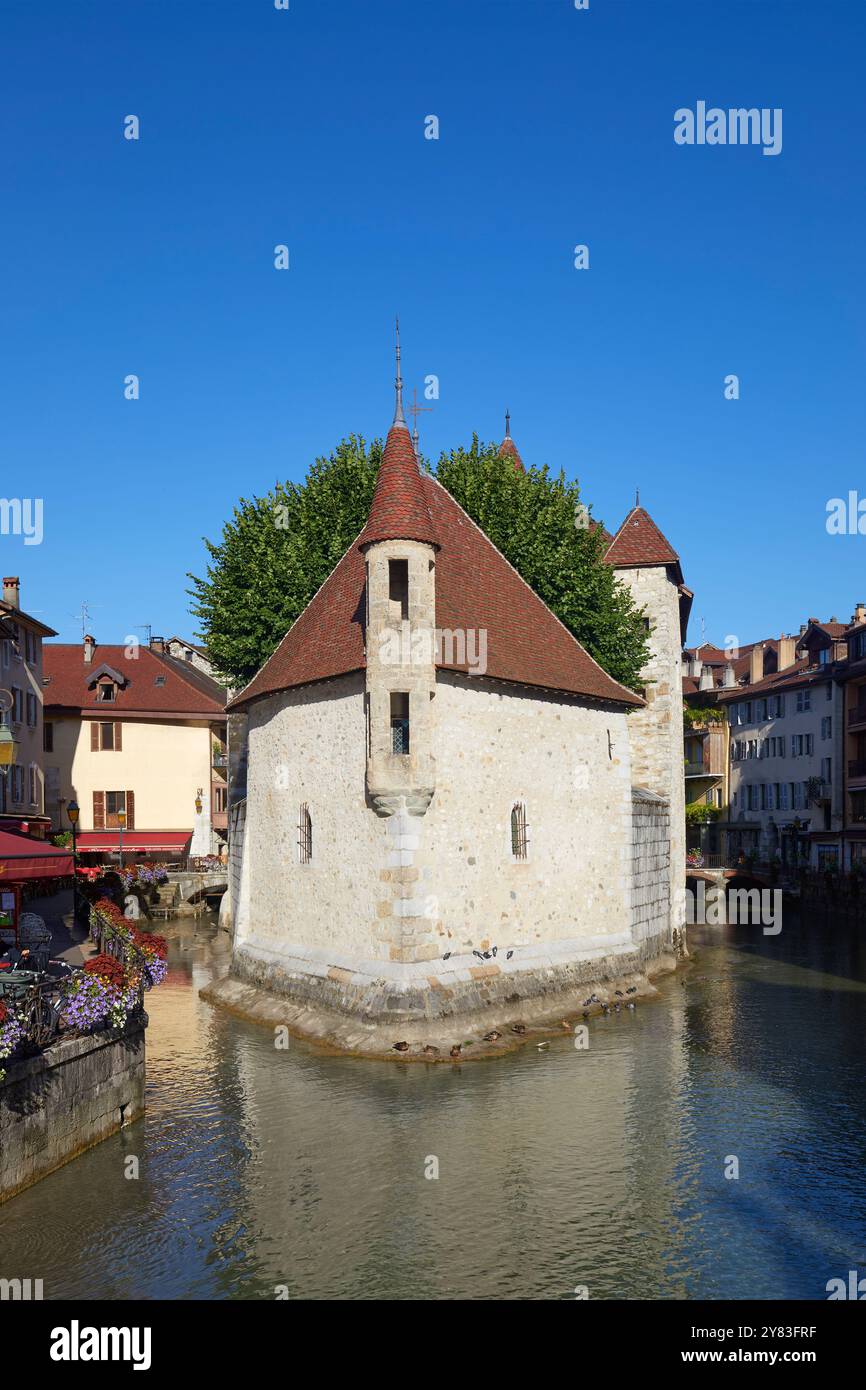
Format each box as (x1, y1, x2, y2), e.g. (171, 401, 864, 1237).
(231, 474, 642, 710)
(604, 506, 680, 571)
(498, 435, 524, 472)
(43, 644, 226, 715)
(356, 423, 438, 549)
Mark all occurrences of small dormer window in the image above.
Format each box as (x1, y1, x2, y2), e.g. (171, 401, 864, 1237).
(97, 682, 116, 703)
(154, 675, 166, 686)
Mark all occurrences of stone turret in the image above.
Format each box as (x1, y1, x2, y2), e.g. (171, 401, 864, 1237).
(604, 505, 689, 952)
(358, 324, 438, 817)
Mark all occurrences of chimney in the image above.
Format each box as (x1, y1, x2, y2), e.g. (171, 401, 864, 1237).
(853, 603, 866, 625)
(2, 577, 20, 610)
(749, 644, 764, 685)
(691, 658, 703, 680)
(777, 636, 796, 670)
(723, 664, 736, 688)
(150, 636, 165, 655)
(699, 664, 714, 691)
(83, 633, 95, 664)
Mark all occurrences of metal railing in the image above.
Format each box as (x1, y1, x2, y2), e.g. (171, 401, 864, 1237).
(1, 912, 154, 1064)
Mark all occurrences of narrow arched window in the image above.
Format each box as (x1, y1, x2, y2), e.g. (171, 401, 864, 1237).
(299, 803, 312, 864)
(510, 802, 528, 860)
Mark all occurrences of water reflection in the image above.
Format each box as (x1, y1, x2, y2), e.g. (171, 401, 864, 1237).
(1, 908, 864, 1300)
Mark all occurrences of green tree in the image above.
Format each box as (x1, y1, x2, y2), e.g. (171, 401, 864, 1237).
(190, 433, 651, 691)
(435, 438, 651, 689)
(188, 436, 381, 686)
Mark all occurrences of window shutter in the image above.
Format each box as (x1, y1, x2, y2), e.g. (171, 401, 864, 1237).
(93, 791, 105, 829)
(91, 722, 99, 752)
(115, 721, 122, 751)
(126, 789, 135, 830)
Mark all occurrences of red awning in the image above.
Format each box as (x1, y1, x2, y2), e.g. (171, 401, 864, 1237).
(75, 831, 192, 853)
(0, 828, 74, 881)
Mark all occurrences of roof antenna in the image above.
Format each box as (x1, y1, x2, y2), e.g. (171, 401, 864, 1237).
(393, 316, 406, 427)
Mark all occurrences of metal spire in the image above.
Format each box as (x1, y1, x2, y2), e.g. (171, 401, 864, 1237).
(393, 316, 406, 427)
(505, 408, 511, 438)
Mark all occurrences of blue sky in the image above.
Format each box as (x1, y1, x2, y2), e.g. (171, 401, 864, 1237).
(2, 0, 864, 651)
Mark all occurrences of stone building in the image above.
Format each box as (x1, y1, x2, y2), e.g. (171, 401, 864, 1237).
(212, 343, 689, 1055)
(0, 576, 57, 831)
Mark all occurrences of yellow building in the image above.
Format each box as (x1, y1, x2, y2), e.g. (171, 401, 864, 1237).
(43, 635, 227, 862)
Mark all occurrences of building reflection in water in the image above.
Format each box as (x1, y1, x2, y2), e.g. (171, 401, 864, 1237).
(0, 909, 864, 1301)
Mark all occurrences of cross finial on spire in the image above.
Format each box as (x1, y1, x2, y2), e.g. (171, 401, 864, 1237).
(635, 487, 640, 508)
(505, 408, 511, 438)
(407, 386, 432, 461)
(393, 316, 406, 427)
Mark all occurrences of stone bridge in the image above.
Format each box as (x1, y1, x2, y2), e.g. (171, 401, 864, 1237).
(166, 871, 228, 904)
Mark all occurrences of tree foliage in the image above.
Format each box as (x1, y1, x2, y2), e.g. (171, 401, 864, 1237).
(435, 437, 651, 690)
(189, 433, 652, 691)
(188, 436, 381, 686)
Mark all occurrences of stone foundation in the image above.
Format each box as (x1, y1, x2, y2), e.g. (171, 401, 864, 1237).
(0, 1017, 146, 1204)
(202, 934, 677, 1059)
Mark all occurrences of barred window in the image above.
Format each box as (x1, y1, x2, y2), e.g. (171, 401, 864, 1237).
(390, 692, 409, 754)
(510, 801, 528, 860)
(299, 803, 313, 864)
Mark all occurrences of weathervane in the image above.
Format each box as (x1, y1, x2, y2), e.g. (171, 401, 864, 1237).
(407, 387, 433, 460)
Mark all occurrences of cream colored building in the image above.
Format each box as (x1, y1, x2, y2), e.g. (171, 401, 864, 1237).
(43, 636, 227, 861)
(0, 576, 57, 830)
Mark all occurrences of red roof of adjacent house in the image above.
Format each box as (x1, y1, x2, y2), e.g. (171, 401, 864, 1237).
(43, 644, 226, 716)
(603, 506, 681, 572)
(231, 454, 642, 711)
(356, 423, 438, 549)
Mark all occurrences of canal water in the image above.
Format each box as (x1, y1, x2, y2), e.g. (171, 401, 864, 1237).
(1, 908, 865, 1300)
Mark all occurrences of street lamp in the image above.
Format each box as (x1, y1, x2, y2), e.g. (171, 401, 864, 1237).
(117, 804, 126, 870)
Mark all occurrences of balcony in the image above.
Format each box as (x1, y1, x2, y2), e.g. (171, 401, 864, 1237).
(212, 750, 228, 771)
(848, 759, 866, 782)
(848, 705, 866, 729)
(684, 762, 723, 779)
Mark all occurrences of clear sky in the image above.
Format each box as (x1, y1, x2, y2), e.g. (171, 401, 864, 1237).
(2, 0, 864, 652)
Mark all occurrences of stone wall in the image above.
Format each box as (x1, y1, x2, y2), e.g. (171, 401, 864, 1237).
(227, 666, 677, 1035)
(222, 794, 246, 934)
(629, 788, 671, 944)
(614, 564, 686, 942)
(0, 1018, 146, 1205)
